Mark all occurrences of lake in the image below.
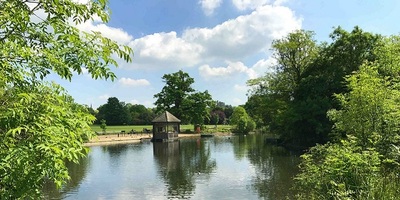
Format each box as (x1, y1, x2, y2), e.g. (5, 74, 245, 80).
(43, 134, 300, 199)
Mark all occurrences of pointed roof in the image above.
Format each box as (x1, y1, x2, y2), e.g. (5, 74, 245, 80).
(152, 111, 181, 123)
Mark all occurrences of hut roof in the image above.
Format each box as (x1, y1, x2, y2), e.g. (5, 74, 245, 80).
(152, 111, 181, 123)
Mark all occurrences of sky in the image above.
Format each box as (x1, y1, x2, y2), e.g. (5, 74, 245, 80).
(50, 0, 400, 109)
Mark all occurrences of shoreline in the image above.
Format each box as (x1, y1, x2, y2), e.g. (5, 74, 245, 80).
(84, 132, 232, 146)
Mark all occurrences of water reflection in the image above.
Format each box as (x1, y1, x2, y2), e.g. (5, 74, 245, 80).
(42, 155, 90, 199)
(42, 135, 299, 199)
(233, 134, 300, 199)
(153, 140, 217, 199)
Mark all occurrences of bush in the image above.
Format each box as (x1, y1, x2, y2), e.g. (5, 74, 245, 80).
(294, 137, 400, 199)
(235, 116, 255, 134)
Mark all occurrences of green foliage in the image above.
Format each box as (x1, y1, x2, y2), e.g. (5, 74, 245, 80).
(230, 106, 255, 134)
(154, 70, 195, 122)
(100, 119, 107, 133)
(0, 81, 95, 198)
(230, 106, 248, 125)
(294, 139, 382, 200)
(0, 0, 132, 82)
(154, 70, 213, 125)
(185, 91, 213, 126)
(328, 65, 400, 152)
(247, 27, 384, 146)
(0, 0, 133, 198)
(96, 97, 130, 125)
(272, 29, 319, 87)
(294, 64, 400, 199)
(127, 104, 156, 125)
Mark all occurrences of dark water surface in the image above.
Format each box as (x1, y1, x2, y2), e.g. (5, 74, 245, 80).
(43, 134, 300, 199)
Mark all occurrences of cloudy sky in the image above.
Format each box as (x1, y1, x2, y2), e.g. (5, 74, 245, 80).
(51, 0, 400, 109)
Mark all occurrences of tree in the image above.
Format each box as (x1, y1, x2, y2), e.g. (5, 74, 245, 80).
(97, 97, 130, 125)
(1, 0, 132, 82)
(328, 64, 400, 156)
(0, 82, 96, 198)
(100, 119, 107, 133)
(272, 29, 319, 90)
(154, 70, 212, 125)
(230, 106, 255, 134)
(185, 90, 213, 127)
(246, 27, 383, 147)
(209, 110, 226, 125)
(295, 64, 400, 199)
(246, 30, 319, 142)
(0, 0, 132, 198)
(289, 27, 383, 145)
(128, 104, 156, 125)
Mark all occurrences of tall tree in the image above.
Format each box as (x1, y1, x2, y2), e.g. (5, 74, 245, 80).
(97, 97, 130, 125)
(290, 27, 383, 145)
(154, 70, 195, 122)
(272, 30, 319, 91)
(0, 0, 132, 198)
(154, 70, 212, 124)
(247, 27, 383, 147)
(185, 90, 213, 126)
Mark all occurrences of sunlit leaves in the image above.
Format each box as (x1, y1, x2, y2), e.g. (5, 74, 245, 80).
(295, 64, 400, 199)
(0, 81, 95, 198)
(0, 0, 133, 198)
(0, 0, 133, 82)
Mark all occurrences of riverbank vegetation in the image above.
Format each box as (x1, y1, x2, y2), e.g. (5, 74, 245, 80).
(245, 27, 400, 198)
(90, 124, 233, 134)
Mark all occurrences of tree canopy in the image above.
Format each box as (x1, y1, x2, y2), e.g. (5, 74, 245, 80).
(154, 70, 213, 125)
(96, 97, 131, 126)
(0, 0, 132, 198)
(246, 26, 400, 199)
(246, 27, 384, 146)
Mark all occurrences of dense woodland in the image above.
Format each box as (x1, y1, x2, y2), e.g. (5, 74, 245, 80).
(245, 27, 400, 198)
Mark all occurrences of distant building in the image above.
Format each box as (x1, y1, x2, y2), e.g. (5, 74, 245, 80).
(151, 111, 181, 142)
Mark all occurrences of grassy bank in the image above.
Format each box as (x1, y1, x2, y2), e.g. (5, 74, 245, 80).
(90, 124, 232, 134)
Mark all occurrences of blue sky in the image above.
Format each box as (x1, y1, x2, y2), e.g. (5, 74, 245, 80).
(52, 0, 400, 109)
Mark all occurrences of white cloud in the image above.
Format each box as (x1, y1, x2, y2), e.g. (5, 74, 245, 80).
(199, 61, 257, 80)
(251, 57, 277, 75)
(98, 94, 110, 100)
(231, 0, 288, 10)
(119, 77, 150, 87)
(127, 32, 203, 69)
(183, 5, 302, 61)
(273, 0, 289, 6)
(124, 4, 301, 70)
(234, 84, 248, 92)
(76, 22, 133, 45)
(199, 0, 223, 16)
(232, 0, 269, 10)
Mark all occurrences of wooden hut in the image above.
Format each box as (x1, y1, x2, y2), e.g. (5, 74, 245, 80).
(151, 111, 181, 142)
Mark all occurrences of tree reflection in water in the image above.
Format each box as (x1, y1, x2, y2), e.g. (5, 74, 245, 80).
(153, 139, 217, 199)
(233, 134, 300, 199)
(42, 155, 90, 199)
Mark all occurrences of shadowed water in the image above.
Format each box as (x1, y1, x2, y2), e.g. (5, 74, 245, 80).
(42, 134, 300, 199)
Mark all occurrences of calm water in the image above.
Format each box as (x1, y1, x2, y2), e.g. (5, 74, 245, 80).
(43, 134, 300, 199)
